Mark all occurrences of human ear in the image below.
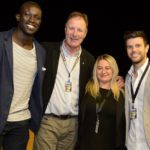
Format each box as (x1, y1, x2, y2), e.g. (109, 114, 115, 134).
(16, 14, 21, 22)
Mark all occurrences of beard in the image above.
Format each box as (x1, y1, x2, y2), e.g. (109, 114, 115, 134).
(131, 56, 146, 65)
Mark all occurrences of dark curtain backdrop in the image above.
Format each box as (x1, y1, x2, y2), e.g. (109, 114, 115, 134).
(1, 0, 150, 77)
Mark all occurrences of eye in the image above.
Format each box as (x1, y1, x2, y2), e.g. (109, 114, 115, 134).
(24, 12, 31, 17)
(127, 45, 133, 49)
(68, 26, 74, 30)
(34, 15, 41, 20)
(97, 66, 102, 70)
(77, 28, 83, 32)
(135, 44, 141, 48)
(105, 67, 111, 70)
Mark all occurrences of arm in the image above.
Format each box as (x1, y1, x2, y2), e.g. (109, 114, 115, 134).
(116, 76, 125, 88)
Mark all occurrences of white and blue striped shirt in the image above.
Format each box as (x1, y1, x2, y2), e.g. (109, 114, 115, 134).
(7, 42, 37, 121)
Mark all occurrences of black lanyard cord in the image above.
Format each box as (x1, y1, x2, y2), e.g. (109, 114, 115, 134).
(131, 61, 150, 104)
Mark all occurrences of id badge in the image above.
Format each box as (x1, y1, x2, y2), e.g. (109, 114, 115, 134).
(65, 81, 72, 92)
(130, 107, 137, 119)
(95, 115, 100, 134)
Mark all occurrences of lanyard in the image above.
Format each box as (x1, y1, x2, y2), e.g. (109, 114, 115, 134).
(130, 61, 150, 107)
(96, 90, 111, 114)
(60, 48, 81, 80)
(95, 90, 111, 134)
(96, 99, 106, 114)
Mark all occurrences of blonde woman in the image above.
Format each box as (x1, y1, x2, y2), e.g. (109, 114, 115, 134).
(78, 54, 126, 150)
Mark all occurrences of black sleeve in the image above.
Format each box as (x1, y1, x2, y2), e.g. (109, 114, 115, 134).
(76, 94, 89, 150)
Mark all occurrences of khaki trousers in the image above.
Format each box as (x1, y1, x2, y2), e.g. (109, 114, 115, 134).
(33, 115, 78, 150)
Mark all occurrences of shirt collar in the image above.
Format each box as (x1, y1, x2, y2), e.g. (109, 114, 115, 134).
(61, 40, 81, 57)
(128, 58, 149, 76)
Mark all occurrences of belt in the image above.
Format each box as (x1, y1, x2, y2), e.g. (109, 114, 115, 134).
(44, 113, 78, 120)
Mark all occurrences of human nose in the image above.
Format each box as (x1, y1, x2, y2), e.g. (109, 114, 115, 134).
(29, 16, 35, 22)
(73, 29, 78, 36)
(132, 46, 138, 52)
(102, 68, 106, 73)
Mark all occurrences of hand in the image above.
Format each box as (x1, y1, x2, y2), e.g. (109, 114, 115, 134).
(116, 76, 125, 88)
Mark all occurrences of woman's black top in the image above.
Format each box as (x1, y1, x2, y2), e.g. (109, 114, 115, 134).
(78, 88, 126, 150)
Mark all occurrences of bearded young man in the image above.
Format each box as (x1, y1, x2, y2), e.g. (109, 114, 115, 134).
(124, 31, 150, 150)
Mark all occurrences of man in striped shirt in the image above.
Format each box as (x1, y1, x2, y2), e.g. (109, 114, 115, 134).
(0, 1, 46, 150)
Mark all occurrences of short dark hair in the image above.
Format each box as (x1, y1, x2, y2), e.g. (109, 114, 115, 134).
(124, 30, 148, 46)
(66, 11, 88, 29)
(19, 1, 42, 14)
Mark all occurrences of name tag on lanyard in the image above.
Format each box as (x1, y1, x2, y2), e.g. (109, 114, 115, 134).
(130, 61, 150, 119)
(60, 47, 81, 93)
(130, 106, 137, 119)
(65, 80, 72, 92)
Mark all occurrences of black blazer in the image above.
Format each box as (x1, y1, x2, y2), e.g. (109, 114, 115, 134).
(41, 42, 95, 114)
(0, 28, 46, 133)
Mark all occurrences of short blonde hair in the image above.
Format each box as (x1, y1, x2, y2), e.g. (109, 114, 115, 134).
(65, 11, 88, 29)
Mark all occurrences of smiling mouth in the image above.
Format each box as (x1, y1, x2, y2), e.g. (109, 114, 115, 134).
(132, 54, 138, 57)
(70, 36, 78, 40)
(26, 24, 36, 30)
(101, 75, 109, 78)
